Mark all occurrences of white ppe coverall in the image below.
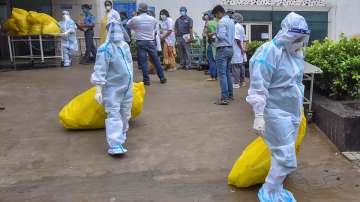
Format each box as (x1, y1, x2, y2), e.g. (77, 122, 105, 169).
(246, 12, 310, 202)
(106, 9, 131, 43)
(60, 11, 78, 67)
(91, 19, 133, 155)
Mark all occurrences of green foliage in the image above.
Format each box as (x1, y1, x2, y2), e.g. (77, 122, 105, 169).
(247, 41, 265, 57)
(191, 32, 202, 48)
(130, 39, 137, 59)
(305, 36, 360, 100)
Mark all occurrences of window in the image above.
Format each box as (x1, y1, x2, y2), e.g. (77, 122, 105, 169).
(0, 4, 7, 22)
(243, 22, 272, 42)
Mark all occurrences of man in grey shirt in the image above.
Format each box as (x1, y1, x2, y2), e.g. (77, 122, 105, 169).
(175, 6, 193, 70)
(212, 5, 235, 105)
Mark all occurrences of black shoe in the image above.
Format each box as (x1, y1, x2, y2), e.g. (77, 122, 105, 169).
(144, 82, 151, 86)
(227, 96, 235, 101)
(214, 99, 229, 105)
(160, 78, 167, 84)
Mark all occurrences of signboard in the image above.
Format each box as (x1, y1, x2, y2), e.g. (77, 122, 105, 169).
(113, 2, 136, 18)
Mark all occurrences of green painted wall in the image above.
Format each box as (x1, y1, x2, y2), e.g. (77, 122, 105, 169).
(238, 10, 328, 42)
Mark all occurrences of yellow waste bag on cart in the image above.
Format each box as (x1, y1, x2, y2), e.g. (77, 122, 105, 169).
(29, 24, 42, 35)
(12, 8, 28, 16)
(59, 82, 146, 130)
(3, 18, 19, 34)
(11, 8, 29, 35)
(27, 11, 41, 24)
(228, 114, 307, 188)
(42, 22, 61, 35)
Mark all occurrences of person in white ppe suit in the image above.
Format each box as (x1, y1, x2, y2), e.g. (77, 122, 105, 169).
(91, 12, 133, 155)
(246, 12, 310, 202)
(59, 11, 78, 67)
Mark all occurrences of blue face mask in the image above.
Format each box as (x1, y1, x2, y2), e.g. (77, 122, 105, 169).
(180, 11, 186, 16)
(82, 8, 90, 15)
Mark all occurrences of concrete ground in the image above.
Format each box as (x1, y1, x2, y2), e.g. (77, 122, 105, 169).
(0, 64, 360, 202)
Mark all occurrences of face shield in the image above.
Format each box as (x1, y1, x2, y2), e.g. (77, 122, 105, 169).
(62, 11, 71, 21)
(106, 22, 125, 43)
(273, 12, 310, 54)
(105, 10, 124, 43)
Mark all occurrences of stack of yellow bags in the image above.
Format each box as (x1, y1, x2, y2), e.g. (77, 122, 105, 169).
(3, 8, 61, 36)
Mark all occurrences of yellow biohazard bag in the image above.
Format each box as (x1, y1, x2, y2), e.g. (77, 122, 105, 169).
(59, 82, 146, 130)
(36, 13, 60, 34)
(27, 11, 41, 25)
(29, 24, 42, 35)
(99, 15, 108, 45)
(3, 18, 19, 34)
(4, 8, 60, 36)
(42, 22, 61, 35)
(12, 8, 28, 16)
(39, 13, 58, 25)
(11, 8, 29, 35)
(227, 114, 307, 188)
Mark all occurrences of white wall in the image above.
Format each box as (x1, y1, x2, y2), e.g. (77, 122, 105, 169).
(328, 0, 360, 40)
(140, 0, 221, 35)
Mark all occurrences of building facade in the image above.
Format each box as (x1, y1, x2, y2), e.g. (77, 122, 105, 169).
(1, 0, 360, 59)
(2, 0, 359, 40)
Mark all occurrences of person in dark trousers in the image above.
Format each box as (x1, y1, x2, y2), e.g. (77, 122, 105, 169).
(212, 5, 235, 105)
(78, 4, 97, 64)
(174, 6, 193, 70)
(127, 3, 167, 86)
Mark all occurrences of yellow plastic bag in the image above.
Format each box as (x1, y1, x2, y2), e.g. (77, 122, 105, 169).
(39, 13, 58, 25)
(3, 18, 19, 33)
(59, 82, 146, 130)
(228, 114, 307, 188)
(99, 15, 108, 45)
(42, 22, 61, 34)
(29, 24, 42, 35)
(12, 9, 29, 35)
(27, 11, 41, 25)
(132, 82, 146, 118)
(12, 8, 28, 16)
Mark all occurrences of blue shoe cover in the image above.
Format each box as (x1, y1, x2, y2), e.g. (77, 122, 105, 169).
(258, 185, 296, 202)
(108, 145, 128, 155)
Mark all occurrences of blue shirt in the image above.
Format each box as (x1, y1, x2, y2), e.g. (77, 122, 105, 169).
(215, 15, 235, 48)
(83, 15, 96, 26)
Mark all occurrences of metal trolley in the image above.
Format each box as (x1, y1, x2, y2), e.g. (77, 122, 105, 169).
(190, 46, 205, 70)
(190, 36, 207, 70)
(303, 62, 323, 121)
(7, 34, 63, 68)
